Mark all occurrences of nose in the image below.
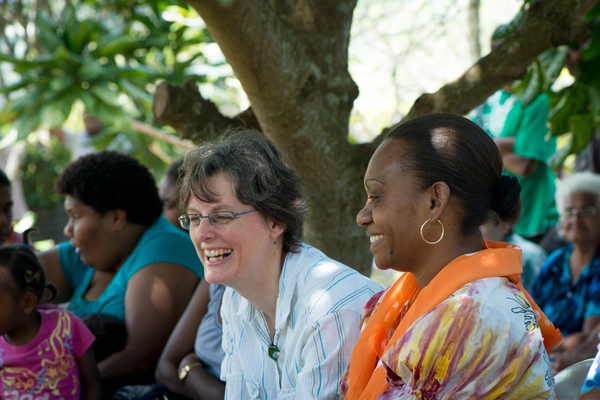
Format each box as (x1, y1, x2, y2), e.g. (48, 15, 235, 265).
(356, 202, 372, 227)
(189, 216, 215, 245)
(63, 218, 73, 238)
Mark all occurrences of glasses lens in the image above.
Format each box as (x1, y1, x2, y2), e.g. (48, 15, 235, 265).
(563, 206, 599, 218)
(209, 212, 236, 228)
(178, 215, 191, 230)
(581, 206, 598, 217)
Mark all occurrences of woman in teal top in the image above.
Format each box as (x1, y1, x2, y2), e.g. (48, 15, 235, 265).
(38, 151, 203, 389)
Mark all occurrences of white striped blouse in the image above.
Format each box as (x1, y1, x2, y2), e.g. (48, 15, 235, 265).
(220, 243, 383, 400)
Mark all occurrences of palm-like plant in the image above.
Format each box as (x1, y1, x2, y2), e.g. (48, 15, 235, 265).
(0, 0, 225, 169)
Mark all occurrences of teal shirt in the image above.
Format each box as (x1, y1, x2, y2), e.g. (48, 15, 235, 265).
(59, 216, 203, 321)
(499, 93, 558, 237)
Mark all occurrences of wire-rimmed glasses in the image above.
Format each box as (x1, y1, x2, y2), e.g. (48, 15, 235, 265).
(562, 206, 599, 219)
(178, 210, 257, 230)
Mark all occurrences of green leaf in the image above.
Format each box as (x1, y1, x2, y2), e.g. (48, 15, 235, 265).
(548, 114, 596, 171)
(35, 12, 65, 53)
(0, 78, 34, 94)
(117, 78, 153, 106)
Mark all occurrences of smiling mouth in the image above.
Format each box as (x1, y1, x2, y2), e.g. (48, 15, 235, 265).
(370, 234, 384, 243)
(203, 248, 233, 262)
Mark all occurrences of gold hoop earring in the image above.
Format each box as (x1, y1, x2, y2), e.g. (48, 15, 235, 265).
(271, 241, 279, 256)
(420, 219, 444, 245)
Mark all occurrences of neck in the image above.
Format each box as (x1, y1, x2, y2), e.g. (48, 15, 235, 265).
(237, 251, 286, 335)
(413, 235, 483, 289)
(571, 242, 598, 268)
(4, 311, 41, 346)
(106, 222, 147, 271)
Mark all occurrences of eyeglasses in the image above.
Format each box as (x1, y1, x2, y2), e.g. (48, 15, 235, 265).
(178, 210, 257, 230)
(562, 206, 599, 219)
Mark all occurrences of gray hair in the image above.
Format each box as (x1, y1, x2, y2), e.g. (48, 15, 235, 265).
(179, 130, 308, 253)
(556, 171, 600, 212)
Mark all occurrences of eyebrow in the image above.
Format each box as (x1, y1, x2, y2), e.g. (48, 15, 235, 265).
(187, 202, 235, 213)
(365, 178, 385, 188)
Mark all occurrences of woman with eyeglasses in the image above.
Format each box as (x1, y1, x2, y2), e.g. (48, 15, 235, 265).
(36, 151, 204, 392)
(532, 171, 600, 374)
(340, 114, 561, 399)
(178, 130, 382, 400)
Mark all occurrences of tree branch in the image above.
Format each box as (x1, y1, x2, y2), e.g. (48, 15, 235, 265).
(153, 79, 260, 142)
(404, 0, 597, 120)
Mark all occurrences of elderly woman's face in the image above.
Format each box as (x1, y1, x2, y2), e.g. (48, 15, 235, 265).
(356, 139, 429, 272)
(561, 191, 600, 246)
(187, 172, 275, 290)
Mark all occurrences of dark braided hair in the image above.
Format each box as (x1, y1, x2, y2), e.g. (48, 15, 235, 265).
(0, 228, 56, 302)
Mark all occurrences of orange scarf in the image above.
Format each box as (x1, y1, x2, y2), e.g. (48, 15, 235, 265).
(344, 241, 562, 400)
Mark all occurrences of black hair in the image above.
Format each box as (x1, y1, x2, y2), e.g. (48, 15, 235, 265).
(81, 314, 127, 362)
(54, 150, 163, 227)
(0, 229, 55, 302)
(387, 113, 521, 237)
(180, 130, 308, 254)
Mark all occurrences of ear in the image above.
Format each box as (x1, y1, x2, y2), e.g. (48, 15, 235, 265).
(267, 218, 286, 239)
(426, 181, 451, 221)
(20, 292, 38, 315)
(107, 209, 127, 231)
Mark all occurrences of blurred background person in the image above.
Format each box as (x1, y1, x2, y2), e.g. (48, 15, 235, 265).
(37, 151, 204, 393)
(159, 158, 186, 232)
(155, 279, 226, 400)
(471, 28, 558, 245)
(532, 171, 600, 374)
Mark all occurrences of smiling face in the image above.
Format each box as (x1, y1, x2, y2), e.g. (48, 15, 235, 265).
(561, 191, 600, 247)
(357, 139, 429, 272)
(187, 172, 279, 291)
(63, 195, 117, 270)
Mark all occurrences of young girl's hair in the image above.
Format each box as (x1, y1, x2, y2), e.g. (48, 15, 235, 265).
(0, 228, 56, 302)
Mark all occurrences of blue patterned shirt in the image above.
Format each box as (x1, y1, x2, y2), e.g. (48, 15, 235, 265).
(220, 243, 383, 400)
(532, 244, 600, 336)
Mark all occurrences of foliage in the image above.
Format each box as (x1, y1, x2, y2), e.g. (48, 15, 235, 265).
(21, 136, 71, 209)
(493, 2, 600, 171)
(547, 2, 600, 170)
(0, 0, 228, 175)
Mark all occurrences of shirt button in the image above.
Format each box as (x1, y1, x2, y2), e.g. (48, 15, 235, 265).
(567, 291, 573, 298)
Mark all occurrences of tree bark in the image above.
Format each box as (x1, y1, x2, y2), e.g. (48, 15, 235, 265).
(467, 0, 481, 63)
(157, 0, 597, 275)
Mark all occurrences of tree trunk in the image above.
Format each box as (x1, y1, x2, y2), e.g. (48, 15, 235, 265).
(468, 0, 481, 63)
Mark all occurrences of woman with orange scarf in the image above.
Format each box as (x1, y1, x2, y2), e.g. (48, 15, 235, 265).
(340, 114, 562, 399)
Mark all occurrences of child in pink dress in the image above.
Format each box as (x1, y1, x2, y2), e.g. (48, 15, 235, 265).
(0, 234, 101, 400)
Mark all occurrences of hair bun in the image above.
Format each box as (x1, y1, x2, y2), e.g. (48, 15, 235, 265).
(492, 175, 521, 213)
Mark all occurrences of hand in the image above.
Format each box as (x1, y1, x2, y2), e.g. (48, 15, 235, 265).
(550, 350, 577, 375)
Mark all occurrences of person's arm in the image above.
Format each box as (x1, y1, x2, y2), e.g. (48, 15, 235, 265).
(156, 279, 224, 399)
(494, 137, 539, 178)
(37, 246, 72, 304)
(551, 316, 600, 373)
(178, 352, 225, 400)
(77, 346, 103, 400)
(97, 262, 199, 383)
